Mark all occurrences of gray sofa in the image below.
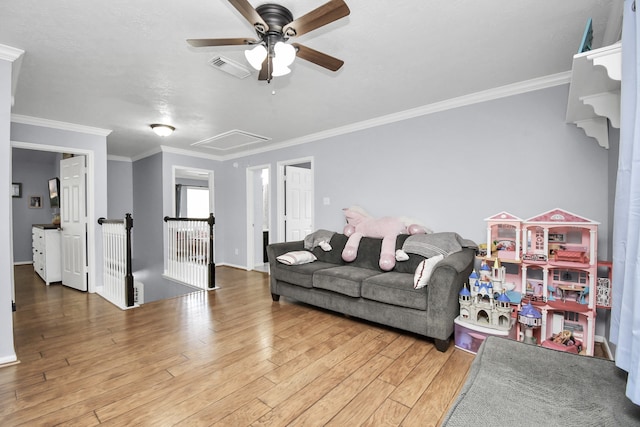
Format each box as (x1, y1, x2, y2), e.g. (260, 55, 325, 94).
(266, 232, 475, 351)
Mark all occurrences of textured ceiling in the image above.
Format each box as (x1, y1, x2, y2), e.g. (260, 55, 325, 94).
(0, 0, 621, 160)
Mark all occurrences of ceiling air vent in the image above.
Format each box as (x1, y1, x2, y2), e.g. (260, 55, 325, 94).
(192, 130, 271, 151)
(208, 56, 251, 79)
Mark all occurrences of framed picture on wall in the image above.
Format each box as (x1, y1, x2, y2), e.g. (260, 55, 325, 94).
(11, 183, 22, 198)
(29, 195, 43, 209)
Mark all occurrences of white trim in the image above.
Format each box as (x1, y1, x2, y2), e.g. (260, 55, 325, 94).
(215, 262, 247, 270)
(130, 145, 162, 162)
(246, 164, 271, 271)
(595, 335, 614, 360)
(171, 165, 215, 217)
(0, 355, 19, 366)
(0, 44, 24, 62)
(12, 141, 98, 295)
(277, 157, 314, 243)
(13, 261, 32, 266)
(222, 72, 572, 160)
(11, 114, 112, 137)
(107, 155, 132, 162)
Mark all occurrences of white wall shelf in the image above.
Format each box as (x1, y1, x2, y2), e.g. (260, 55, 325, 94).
(566, 42, 621, 149)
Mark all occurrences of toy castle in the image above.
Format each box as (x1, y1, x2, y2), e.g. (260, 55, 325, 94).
(458, 260, 512, 331)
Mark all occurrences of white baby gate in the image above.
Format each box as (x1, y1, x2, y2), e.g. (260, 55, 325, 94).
(164, 214, 216, 290)
(98, 214, 135, 309)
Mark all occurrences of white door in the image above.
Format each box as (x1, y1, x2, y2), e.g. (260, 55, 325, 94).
(61, 156, 87, 291)
(285, 165, 313, 241)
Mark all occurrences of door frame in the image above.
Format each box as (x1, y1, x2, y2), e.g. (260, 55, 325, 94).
(171, 165, 215, 217)
(277, 157, 314, 242)
(11, 141, 96, 293)
(246, 164, 271, 271)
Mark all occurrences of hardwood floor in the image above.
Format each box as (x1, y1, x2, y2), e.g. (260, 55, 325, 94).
(2, 265, 474, 426)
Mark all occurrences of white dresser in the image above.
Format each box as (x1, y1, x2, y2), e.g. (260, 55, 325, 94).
(32, 225, 62, 285)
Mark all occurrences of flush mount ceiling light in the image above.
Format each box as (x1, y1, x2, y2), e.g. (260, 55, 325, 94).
(187, 1, 350, 83)
(150, 124, 175, 137)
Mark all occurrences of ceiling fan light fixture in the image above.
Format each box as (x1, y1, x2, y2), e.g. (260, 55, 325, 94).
(271, 64, 291, 77)
(244, 44, 267, 70)
(150, 124, 175, 137)
(274, 41, 296, 67)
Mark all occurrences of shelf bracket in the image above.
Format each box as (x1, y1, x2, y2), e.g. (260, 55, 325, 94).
(575, 117, 609, 149)
(580, 91, 621, 128)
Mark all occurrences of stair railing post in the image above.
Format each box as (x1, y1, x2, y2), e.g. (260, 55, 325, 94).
(208, 213, 216, 289)
(125, 213, 134, 307)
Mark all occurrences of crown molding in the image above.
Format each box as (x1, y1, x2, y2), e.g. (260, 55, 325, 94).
(0, 44, 24, 62)
(11, 114, 112, 136)
(222, 72, 572, 160)
(107, 154, 132, 162)
(129, 146, 162, 162)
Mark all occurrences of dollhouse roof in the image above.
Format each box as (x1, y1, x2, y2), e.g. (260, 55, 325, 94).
(519, 302, 542, 319)
(524, 208, 600, 225)
(459, 286, 471, 297)
(497, 292, 511, 303)
(484, 211, 523, 222)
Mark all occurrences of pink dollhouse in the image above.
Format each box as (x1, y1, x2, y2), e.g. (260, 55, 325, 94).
(484, 211, 523, 261)
(521, 208, 599, 356)
(481, 208, 600, 356)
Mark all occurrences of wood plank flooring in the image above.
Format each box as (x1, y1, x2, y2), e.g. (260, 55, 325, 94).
(2, 265, 474, 426)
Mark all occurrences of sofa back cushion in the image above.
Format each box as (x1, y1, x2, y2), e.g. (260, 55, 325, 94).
(393, 234, 427, 273)
(310, 232, 430, 272)
(312, 233, 348, 265)
(351, 237, 384, 270)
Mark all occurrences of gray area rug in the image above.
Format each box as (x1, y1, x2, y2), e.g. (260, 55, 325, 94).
(442, 336, 640, 427)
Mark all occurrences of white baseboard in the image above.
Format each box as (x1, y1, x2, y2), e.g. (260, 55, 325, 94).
(215, 262, 247, 270)
(0, 354, 18, 367)
(595, 335, 614, 360)
(13, 261, 33, 266)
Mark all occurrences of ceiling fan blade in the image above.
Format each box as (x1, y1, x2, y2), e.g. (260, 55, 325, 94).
(292, 43, 344, 72)
(283, 0, 350, 38)
(227, 0, 269, 33)
(258, 56, 272, 81)
(187, 37, 257, 47)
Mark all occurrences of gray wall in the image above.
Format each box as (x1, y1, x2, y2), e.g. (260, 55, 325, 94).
(107, 159, 133, 219)
(130, 153, 197, 302)
(217, 85, 611, 267)
(1, 57, 16, 364)
(10, 122, 109, 297)
(11, 149, 59, 263)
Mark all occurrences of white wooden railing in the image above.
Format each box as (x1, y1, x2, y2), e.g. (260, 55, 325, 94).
(98, 214, 135, 309)
(164, 214, 216, 290)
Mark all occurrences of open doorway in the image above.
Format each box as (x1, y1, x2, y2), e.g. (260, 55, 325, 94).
(11, 142, 97, 302)
(277, 158, 314, 242)
(172, 166, 214, 218)
(246, 165, 271, 272)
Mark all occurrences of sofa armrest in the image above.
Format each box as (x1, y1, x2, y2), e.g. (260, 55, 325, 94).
(266, 241, 306, 298)
(425, 248, 475, 341)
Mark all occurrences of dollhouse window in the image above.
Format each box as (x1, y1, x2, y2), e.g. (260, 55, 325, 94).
(564, 311, 580, 322)
(535, 229, 544, 251)
(497, 224, 516, 239)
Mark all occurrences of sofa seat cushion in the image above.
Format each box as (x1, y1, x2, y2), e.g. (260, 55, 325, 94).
(273, 261, 337, 289)
(313, 266, 381, 297)
(362, 272, 427, 311)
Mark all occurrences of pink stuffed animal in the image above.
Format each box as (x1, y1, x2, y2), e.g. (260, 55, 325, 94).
(342, 207, 427, 271)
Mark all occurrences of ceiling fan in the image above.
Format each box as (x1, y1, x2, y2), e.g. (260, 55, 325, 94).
(187, 0, 350, 82)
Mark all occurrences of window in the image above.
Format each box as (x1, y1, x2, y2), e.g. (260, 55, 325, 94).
(186, 187, 210, 218)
